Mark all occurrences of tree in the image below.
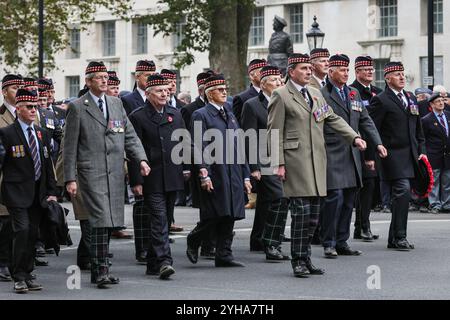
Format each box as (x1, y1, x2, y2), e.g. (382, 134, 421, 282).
(0, 0, 132, 74)
(138, 0, 256, 95)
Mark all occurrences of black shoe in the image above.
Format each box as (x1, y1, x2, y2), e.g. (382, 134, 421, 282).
(136, 251, 147, 264)
(25, 280, 43, 291)
(186, 240, 199, 264)
(159, 265, 175, 280)
(35, 246, 46, 257)
(30, 274, 36, 280)
(324, 247, 338, 259)
(108, 274, 120, 284)
(35, 257, 49, 266)
(0, 266, 12, 282)
(305, 258, 325, 275)
(281, 234, 291, 242)
(14, 281, 28, 294)
(145, 267, 159, 276)
(95, 274, 111, 289)
(215, 259, 245, 267)
(293, 264, 310, 278)
(169, 237, 175, 244)
(361, 231, 374, 242)
(394, 239, 412, 251)
(336, 246, 362, 256)
(200, 247, 216, 259)
(265, 246, 290, 261)
(45, 248, 55, 255)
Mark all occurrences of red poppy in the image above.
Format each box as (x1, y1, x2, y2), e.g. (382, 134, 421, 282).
(37, 131, 42, 140)
(349, 90, 357, 100)
(167, 116, 173, 123)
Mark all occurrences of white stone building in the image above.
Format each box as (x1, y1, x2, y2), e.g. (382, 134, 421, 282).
(2, 0, 448, 100)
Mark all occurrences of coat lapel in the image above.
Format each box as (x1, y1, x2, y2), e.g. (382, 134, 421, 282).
(327, 82, 349, 115)
(386, 88, 408, 114)
(13, 120, 32, 157)
(84, 93, 107, 127)
(433, 112, 448, 137)
(287, 80, 310, 113)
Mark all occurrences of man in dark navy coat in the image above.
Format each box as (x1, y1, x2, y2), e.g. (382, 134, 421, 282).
(0, 89, 57, 293)
(232, 59, 267, 124)
(161, 69, 186, 110)
(128, 74, 188, 279)
(121, 60, 156, 115)
(350, 56, 383, 241)
(422, 93, 450, 213)
(368, 61, 427, 251)
(186, 74, 252, 267)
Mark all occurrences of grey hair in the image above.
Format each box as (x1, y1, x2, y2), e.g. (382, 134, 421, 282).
(86, 73, 96, 80)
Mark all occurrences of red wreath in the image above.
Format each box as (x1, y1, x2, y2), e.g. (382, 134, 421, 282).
(349, 90, 357, 100)
(167, 116, 173, 123)
(37, 131, 42, 140)
(412, 156, 434, 198)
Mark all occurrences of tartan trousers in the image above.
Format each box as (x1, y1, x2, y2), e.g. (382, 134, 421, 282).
(133, 198, 151, 258)
(90, 227, 112, 276)
(262, 197, 321, 267)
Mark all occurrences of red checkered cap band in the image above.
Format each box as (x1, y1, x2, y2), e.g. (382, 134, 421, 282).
(288, 57, 310, 65)
(24, 80, 38, 87)
(39, 91, 48, 97)
(136, 65, 156, 72)
(260, 69, 280, 80)
(248, 62, 267, 73)
(384, 65, 404, 75)
(146, 79, 169, 88)
(197, 79, 207, 86)
(355, 61, 374, 69)
(16, 95, 38, 103)
(85, 65, 108, 74)
(329, 60, 349, 67)
(161, 73, 177, 80)
(310, 52, 330, 60)
(38, 83, 48, 90)
(2, 79, 24, 89)
(108, 79, 120, 86)
(205, 79, 226, 90)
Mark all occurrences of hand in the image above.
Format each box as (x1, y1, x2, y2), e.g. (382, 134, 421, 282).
(46, 196, 57, 202)
(251, 170, 261, 181)
(277, 166, 286, 181)
(199, 168, 209, 178)
(201, 177, 214, 193)
(66, 181, 77, 197)
(377, 145, 388, 158)
(244, 180, 252, 194)
(365, 160, 376, 171)
(418, 154, 428, 161)
(140, 161, 151, 176)
(132, 185, 143, 196)
(354, 137, 367, 151)
(183, 171, 191, 181)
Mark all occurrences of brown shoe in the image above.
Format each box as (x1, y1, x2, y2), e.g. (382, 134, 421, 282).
(111, 230, 133, 239)
(170, 224, 184, 232)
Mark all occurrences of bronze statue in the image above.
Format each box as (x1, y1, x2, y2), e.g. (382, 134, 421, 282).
(267, 15, 293, 76)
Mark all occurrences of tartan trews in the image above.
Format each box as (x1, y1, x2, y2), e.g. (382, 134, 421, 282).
(90, 227, 112, 275)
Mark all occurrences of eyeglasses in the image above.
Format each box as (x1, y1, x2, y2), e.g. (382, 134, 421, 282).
(359, 68, 375, 73)
(24, 105, 38, 110)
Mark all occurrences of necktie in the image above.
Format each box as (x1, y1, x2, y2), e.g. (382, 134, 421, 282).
(397, 93, 407, 108)
(98, 98, 104, 115)
(438, 114, 448, 136)
(27, 127, 41, 181)
(219, 108, 227, 122)
(321, 81, 326, 87)
(339, 89, 347, 103)
(301, 88, 311, 108)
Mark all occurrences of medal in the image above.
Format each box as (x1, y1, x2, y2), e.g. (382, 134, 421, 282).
(410, 104, 419, 115)
(19, 145, 25, 157)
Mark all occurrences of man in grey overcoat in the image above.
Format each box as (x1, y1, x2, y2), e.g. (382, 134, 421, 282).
(63, 61, 150, 288)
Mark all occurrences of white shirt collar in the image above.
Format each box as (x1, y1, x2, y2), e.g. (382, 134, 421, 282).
(18, 117, 34, 131)
(262, 92, 271, 102)
(3, 100, 16, 116)
(253, 85, 261, 93)
(210, 102, 224, 111)
(137, 87, 146, 102)
(89, 91, 106, 104)
(313, 74, 326, 87)
(171, 96, 177, 107)
(290, 80, 307, 92)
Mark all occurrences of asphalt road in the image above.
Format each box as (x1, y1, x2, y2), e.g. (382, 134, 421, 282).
(1, 203, 450, 300)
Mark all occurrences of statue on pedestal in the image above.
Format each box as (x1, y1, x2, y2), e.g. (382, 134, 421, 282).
(267, 15, 293, 76)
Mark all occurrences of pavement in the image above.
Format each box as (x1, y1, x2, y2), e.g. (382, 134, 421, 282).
(1, 203, 450, 300)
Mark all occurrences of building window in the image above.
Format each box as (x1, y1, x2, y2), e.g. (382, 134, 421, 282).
(69, 28, 80, 59)
(420, 56, 444, 87)
(249, 7, 264, 47)
(377, 0, 398, 37)
(434, 0, 443, 34)
(173, 16, 186, 51)
(102, 21, 116, 56)
(133, 21, 148, 55)
(374, 59, 389, 89)
(289, 4, 303, 44)
(67, 76, 80, 98)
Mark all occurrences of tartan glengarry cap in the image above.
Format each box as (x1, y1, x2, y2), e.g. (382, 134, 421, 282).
(384, 61, 404, 76)
(107, 71, 121, 86)
(260, 66, 281, 81)
(145, 74, 169, 89)
(38, 78, 54, 90)
(23, 77, 38, 88)
(160, 69, 177, 80)
(204, 74, 226, 92)
(310, 48, 330, 60)
(85, 61, 107, 75)
(197, 70, 214, 87)
(38, 89, 48, 98)
(15, 88, 38, 103)
(329, 54, 350, 68)
(136, 60, 156, 72)
(355, 56, 374, 69)
(2, 74, 23, 89)
(248, 59, 267, 73)
(288, 53, 310, 67)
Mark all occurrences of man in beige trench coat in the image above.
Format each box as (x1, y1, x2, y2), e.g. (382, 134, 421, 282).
(265, 53, 367, 278)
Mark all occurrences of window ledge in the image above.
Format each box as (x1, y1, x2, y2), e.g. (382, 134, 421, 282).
(87, 56, 120, 62)
(357, 38, 405, 47)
